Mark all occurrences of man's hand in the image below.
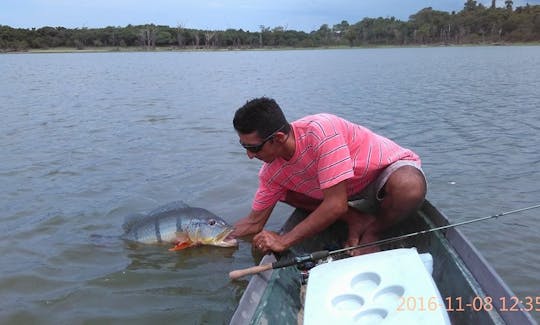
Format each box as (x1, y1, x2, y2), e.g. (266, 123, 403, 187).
(253, 230, 288, 253)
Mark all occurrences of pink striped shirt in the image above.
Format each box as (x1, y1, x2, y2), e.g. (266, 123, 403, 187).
(252, 113, 420, 211)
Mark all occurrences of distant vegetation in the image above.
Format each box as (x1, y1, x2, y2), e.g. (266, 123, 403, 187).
(1, 0, 539, 52)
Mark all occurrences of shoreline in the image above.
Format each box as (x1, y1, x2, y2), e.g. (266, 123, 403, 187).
(3, 42, 540, 54)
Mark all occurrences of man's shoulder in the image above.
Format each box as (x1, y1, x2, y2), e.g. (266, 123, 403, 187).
(295, 113, 341, 124)
(293, 113, 347, 131)
(294, 113, 360, 137)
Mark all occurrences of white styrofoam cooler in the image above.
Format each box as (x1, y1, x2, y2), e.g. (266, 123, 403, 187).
(304, 248, 450, 325)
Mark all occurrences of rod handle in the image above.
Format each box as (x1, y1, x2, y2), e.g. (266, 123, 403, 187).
(229, 263, 273, 280)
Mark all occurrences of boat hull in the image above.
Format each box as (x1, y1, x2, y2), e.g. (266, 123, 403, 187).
(230, 200, 536, 325)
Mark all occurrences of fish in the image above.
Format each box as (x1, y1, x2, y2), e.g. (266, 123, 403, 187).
(121, 201, 237, 251)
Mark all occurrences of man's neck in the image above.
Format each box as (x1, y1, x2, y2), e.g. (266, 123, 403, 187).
(281, 128, 295, 161)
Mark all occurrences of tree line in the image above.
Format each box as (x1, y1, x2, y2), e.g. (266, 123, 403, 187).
(1, 0, 539, 52)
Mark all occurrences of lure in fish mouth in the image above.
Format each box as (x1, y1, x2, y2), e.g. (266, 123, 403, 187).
(121, 201, 238, 251)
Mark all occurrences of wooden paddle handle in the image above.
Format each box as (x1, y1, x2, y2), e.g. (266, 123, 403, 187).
(229, 263, 273, 280)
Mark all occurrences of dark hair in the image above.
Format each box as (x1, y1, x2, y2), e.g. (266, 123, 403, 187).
(233, 97, 291, 138)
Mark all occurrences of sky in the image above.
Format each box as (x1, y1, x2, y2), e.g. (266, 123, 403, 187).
(2, 0, 539, 32)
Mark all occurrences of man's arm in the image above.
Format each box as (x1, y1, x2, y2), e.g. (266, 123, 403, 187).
(253, 181, 349, 252)
(231, 205, 274, 238)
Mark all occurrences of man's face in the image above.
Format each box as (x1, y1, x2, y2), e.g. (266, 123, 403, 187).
(238, 131, 277, 163)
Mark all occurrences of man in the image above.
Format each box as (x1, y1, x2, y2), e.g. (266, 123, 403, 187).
(231, 97, 426, 255)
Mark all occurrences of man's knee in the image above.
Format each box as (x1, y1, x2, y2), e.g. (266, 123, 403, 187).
(384, 166, 427, 204)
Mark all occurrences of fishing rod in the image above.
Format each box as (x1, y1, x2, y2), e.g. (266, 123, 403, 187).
(229, 203, 540, 280)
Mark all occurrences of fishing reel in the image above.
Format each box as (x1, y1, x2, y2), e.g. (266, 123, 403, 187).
(297, 256, 335, 284)
(295, 245, 340, 284)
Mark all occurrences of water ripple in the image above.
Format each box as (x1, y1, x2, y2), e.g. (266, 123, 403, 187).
(1, 47, 539, 323)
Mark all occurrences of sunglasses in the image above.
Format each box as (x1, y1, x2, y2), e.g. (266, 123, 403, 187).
(240, 125, 285, 153)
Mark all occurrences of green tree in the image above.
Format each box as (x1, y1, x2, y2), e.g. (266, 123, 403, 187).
(1, 3, 539, 51)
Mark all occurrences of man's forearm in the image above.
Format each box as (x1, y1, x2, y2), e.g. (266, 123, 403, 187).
(281, 200, 346, 248)
(281, 182, 349, 248)
(232, 207, 274, 237)
(233, 216, 265, 237)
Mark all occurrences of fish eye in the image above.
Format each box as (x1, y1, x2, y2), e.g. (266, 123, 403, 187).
(208, 219, 216, 226)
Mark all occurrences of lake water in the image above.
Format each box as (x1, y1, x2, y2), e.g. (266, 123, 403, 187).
(1, 46, 539, 324)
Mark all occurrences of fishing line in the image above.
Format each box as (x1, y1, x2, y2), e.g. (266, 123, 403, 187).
(229, 203, 540, 280)
(330, 203, 540, 255)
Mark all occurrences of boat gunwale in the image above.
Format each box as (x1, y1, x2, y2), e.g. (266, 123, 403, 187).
(422, 201, 536, 324)
(229, 254, 277, 325)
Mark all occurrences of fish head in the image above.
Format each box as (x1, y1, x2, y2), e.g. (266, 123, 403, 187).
(188, 214, 238, 247)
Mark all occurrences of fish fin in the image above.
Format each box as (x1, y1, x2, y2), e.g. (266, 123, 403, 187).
(168, 241, 192, 251)
(148, 201, 189, 217)
(122, 213, 147, 233)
